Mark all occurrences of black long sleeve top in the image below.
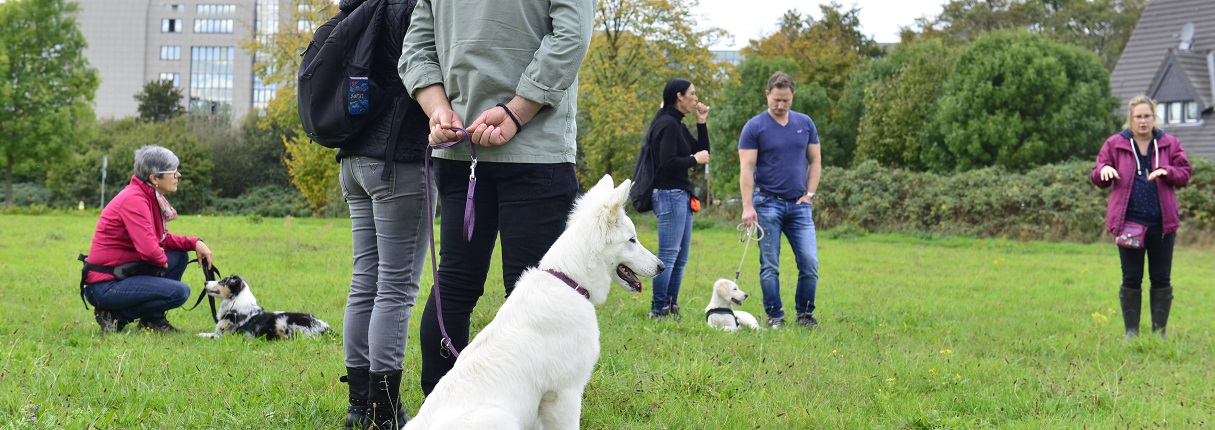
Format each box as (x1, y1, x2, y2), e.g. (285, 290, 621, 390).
(648, 107, 709, 193)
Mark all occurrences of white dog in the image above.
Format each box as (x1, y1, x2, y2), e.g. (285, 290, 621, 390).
(404, 175, 664, 430)
(705, 278, 760, 331)
(197, 274, 330, 340)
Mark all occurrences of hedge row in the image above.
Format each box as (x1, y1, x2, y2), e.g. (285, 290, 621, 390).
(813, 158, 1215, 243)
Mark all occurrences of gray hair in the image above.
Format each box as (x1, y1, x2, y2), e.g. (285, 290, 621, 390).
(133, 145, 179, 182)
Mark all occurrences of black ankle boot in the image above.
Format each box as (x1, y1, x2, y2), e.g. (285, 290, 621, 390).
(342, 367, 371, 429)
(1119, 287, 1142, 341)
(138, 315, 181, 333)
(368, 371, 409, 430)
(1150, 287, 1173, 340)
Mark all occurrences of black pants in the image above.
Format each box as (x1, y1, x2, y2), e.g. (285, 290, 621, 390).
(1117, 224, 1175, 291)
(418, 158, 578, 395)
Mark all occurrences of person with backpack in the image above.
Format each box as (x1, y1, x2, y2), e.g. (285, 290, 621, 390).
(642, 78, 711, 320)
(311, 1, 430, 429)
(399, 0, 592, 396)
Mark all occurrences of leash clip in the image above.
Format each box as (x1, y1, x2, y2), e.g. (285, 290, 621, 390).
(469, 157, 477, 181)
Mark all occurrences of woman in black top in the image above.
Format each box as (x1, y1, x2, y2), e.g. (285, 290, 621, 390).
(645, 78, 710, 319)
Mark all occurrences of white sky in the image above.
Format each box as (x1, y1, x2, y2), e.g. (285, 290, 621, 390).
(693, 0, 950, 49)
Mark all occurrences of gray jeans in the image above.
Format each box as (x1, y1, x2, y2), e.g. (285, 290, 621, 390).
(339, 157, 434, 373)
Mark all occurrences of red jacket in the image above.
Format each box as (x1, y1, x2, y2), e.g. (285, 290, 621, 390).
(1090, 129, 1192, 236)
(85, 176, 199, 284)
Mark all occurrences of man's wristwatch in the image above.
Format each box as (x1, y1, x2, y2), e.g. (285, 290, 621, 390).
(805, 192, 816, 201)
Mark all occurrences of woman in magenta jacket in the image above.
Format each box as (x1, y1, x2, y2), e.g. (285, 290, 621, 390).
(83, 145, 213, 334)
(1090, 96, 1192, 341)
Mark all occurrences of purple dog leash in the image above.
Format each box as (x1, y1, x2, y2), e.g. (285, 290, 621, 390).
(424, 127, 477, 358)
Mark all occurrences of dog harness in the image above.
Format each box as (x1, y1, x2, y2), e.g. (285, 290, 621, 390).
(705, 308, 739, 326)
(543, 269, 590, 301)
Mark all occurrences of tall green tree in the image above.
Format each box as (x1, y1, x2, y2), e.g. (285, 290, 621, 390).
(0, 0, 99, 208)
(854, 39, 958, 170)
(244, 0, 337, 213)
(741, 3, 882, 102)
(903, 0, 1145, 70)
(924, 30, 1118, 173)
(134, 79, 185, 123)
(577, 0, 727, 186)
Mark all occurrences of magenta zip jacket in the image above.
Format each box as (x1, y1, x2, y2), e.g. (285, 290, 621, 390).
(1090, 129, 1192, 236)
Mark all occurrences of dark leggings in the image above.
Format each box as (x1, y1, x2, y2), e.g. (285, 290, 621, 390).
(1117, 224, 1175, 291)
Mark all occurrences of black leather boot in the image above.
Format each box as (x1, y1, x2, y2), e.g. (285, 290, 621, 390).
(1150, 287, 1173, 340)
(368, 371, 409, 430)
(138, 314, 182, 333)
(1119, 287, 1141, 342)
(341, 368, 371, 429)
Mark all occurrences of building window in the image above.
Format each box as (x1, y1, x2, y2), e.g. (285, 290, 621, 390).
(1184, 101, 1201, 122)
(190, 46, 235, 115)
(162, 18, 182, 33)
(197, 4, 236, 15)
(194, 19, 234, 33)
(159, 73, 181, 87)
(159, 46, 181, 61)
(1157, 101, 1201, 125)
(255, 0, 279, 36)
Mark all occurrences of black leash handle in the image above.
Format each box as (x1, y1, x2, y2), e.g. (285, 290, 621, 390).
(185, 257, 221, 322)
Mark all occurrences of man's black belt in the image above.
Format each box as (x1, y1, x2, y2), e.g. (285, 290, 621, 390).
(756, 188, 796, 201)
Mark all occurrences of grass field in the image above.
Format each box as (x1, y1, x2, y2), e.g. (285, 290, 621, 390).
(1, 213, 1213, 429)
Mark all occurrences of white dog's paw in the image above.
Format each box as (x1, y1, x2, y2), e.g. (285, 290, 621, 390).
(198, 332, 220, 338)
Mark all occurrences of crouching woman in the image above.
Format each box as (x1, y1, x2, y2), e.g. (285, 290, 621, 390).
(82, 145, 213, 333)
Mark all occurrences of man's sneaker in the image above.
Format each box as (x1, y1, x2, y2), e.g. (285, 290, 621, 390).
(138, 316, 182, 333)
(647, 307, 671, 320)
(767, 316, 785, 328)
(669, 304, 682, 321)
(796, 313, 819, 329)
(94, 308, 126, 334)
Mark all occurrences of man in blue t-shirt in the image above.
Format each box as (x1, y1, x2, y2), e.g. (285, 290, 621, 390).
(738, 71, 821, 329)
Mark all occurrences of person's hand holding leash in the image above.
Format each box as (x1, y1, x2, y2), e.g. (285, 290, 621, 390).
(195, 240, 213, 270)
(428, 107, 466, 145)
(741, 206, 757, 227)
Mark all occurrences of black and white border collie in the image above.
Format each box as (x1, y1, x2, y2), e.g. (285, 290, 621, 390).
(198, 274, 330, 340)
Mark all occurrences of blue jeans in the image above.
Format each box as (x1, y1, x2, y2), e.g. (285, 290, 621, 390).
(650, 188, 692, 313)
(340, 157, 433, 373)
(754, 192, 818, 319)
(418, 159, 578, 395)
(84, 250, 192, 323)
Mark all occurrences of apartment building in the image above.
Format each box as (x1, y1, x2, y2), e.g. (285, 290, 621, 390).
(75, 0, 296, 120)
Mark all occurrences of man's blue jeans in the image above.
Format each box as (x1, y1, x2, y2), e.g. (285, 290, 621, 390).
(651, 188, 692, 313)
(753, 192, 818, 319)
(84, 250, 192, 324)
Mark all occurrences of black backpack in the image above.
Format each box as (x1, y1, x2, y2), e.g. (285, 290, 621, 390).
(297, 0, 399, 149)
(629, 140, 658, 213)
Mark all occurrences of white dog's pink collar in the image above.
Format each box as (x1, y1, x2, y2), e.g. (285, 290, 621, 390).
(543, 269, 590, 301)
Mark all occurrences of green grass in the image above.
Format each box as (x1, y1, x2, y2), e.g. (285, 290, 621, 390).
(2, 213, 1213, 429)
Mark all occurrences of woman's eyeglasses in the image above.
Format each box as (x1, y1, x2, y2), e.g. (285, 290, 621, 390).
(156, 169, 180, 177)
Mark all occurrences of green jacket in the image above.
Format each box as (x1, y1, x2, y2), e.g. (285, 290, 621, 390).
(399, 0, 593, 164)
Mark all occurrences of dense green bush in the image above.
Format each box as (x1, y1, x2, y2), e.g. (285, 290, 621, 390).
(812, 158, 1215, 243)
(924, 30, 1119, 173)
(207, 185, 311, 217)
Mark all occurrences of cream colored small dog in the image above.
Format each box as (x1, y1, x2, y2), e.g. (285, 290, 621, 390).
(705, 279, 760, 330)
